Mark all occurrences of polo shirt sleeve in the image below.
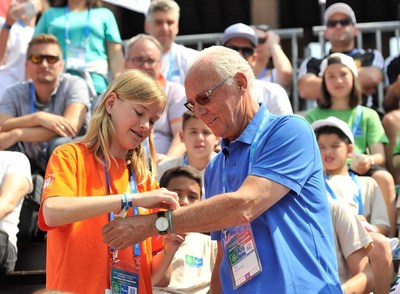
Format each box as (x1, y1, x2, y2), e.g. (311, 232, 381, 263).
(250, 115, 321, 195)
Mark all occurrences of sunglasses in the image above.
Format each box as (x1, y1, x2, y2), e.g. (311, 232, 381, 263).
(184, 76, 232, 112)
(258, 37, 266, 44)
(226, 46, 255, 58)
(28, 54, 60, 65)
(326, 18, 353, 28)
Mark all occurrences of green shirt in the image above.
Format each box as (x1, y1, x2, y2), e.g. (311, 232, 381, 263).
(304, 106, 388, 154)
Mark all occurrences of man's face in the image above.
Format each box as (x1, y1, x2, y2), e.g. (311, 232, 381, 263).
(185, 70, 246, 141)
(324, 12, 358, 46)
(224, 38, 256, 67)
(26, 43, 63, 85)
(145, 10, 179, 52)
(125, 39, 162, 79)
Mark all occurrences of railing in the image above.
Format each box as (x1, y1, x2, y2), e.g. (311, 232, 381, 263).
(176, 28, 304, 112)
(176, 21, 400, 113)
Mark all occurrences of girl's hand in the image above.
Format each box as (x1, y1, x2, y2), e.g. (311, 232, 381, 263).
(132, 188, 180, 210)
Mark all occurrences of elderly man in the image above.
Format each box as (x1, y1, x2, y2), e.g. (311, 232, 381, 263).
(0, 34, 90, 173)
(298, 2, 384, 109)
(124, 34, 186, 162)
(223, 22, 293, 115)
(144, 0, 198, 85)
(102, 46, 342, 293)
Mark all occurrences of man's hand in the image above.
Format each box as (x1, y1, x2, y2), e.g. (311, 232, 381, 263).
(35, 112, 76, 137)
(0, 128, 18, 150)
(102, 214, 155, 250)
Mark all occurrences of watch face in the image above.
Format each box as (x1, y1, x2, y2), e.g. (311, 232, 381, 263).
(155, 217, 169, 232)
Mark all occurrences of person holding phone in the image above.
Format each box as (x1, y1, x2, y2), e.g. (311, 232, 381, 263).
(252, 25, 293, 93)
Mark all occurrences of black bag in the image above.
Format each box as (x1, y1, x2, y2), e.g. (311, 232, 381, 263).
(17, 174, 46, 242)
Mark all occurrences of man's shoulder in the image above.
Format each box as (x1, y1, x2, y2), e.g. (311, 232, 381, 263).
(172, 42, 199, 56)
(3, 81, 29, 99)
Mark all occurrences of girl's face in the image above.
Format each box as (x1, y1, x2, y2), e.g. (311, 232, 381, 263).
(105, 93, 164, 157)
(317, 133, 351, 174)
(324, 63, 353, 99)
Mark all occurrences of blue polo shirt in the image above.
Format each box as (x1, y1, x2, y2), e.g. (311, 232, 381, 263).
(205, 104, 342, 293)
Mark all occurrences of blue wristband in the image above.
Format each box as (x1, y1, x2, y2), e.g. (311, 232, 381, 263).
(2, 23, 12, 31)
(168, 209, 173, 234)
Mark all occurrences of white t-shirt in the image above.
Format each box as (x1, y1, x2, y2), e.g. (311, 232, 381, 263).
(161, 42, 199, 85)
(153, 232, 217, 294)
(0, 151, 33, 250)
(253, 79, 293, 115)
(0, 20, 34, 102)
(153, 80, 186, 155)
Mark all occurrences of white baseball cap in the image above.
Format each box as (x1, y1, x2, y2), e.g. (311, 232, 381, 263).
(311, 116, 354, 144)
(323, 2, 356, 25)
(223, 23, 258, 47)
(319, 52, 358, 77)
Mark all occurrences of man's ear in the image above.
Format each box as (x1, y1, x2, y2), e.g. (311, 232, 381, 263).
(347, 143, 354, 158)
(105, 92, 117, 115)
(235, 72, 248, 94)
(179, 130, 184, 142)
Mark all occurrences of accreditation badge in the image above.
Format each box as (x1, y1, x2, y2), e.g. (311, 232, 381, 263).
(109, 258, 140, 294)
(66, 44, 86, 71)
(223, 223, 262, 289)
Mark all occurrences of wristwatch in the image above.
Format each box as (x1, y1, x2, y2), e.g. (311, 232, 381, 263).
(154, 211, 169, 235)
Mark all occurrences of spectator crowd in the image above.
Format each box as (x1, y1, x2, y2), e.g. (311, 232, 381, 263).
(1, 0, 400, 293)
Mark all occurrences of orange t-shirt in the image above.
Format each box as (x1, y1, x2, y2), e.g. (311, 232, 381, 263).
(39, 143, 161, 294)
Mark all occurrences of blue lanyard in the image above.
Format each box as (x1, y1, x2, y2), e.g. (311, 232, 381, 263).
(256, 67, 268, 80)
(183, 155, 188, 166)
(166, 50, 178, 80)
(221, 108, 269, 193)
(64, 6, 91, 44)
(103, 158, 140, 257)
(324, 172, 364, 215)
(29, 82, 35, 113)
(351, 106, 362, 138)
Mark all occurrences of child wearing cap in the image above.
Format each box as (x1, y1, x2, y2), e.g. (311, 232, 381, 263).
(304, 52, 397, 237)
(313, 116, 395, 294)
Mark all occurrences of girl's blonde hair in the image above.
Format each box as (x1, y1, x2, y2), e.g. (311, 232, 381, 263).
(79, 69, 166, 184)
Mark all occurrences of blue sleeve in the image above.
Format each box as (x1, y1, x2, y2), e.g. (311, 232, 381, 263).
(251, 116, 321, 195)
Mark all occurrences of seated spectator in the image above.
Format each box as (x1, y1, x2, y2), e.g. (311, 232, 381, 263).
(304, 53, 397, 237)
(34, 0, 124, 97)
(0, 151, 32, 275)
(222, 22, 293, 115)
(298, 2, 383, 110)
(312, 116, 395, 293)
(156, 111, 219, 198)
(382, 53, 400, 184)
(153, 165, 217, 294)
(0, 34, 90, 174)
(145, 0, 199, 85)
(252, 25, 293, 93)
(329, 200, 374, 293)
(125, 34, 186, 162)
(0, 0, 45, 102)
